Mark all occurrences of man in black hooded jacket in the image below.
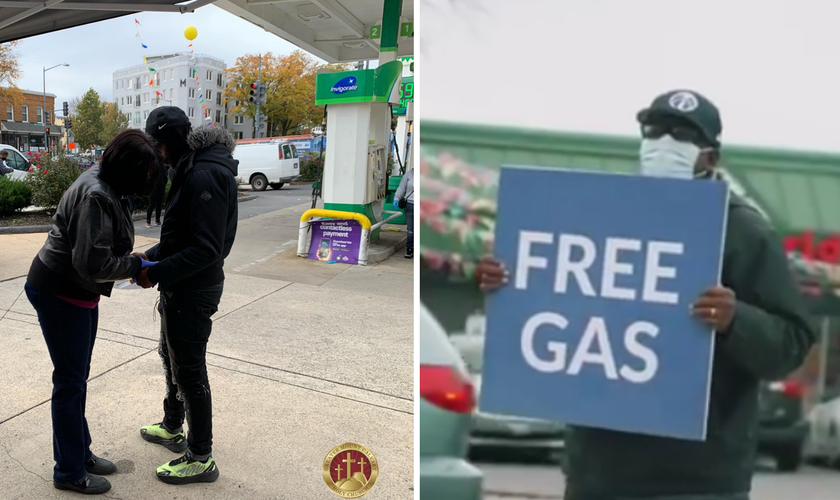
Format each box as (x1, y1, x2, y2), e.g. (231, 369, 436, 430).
(134, 107, 239, 485)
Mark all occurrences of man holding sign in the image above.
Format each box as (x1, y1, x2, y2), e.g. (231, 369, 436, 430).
(477, 90, 814, 500)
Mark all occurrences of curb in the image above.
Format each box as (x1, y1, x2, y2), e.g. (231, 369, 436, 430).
(0, 195, 260, 235)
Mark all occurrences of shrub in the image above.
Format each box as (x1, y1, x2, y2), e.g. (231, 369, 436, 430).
(0, 176, 33, 215)
(299, 158, 322, 182)
(27, 151, 84, 210)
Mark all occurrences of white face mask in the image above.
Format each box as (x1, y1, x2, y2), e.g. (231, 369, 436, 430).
(639, 135, 705, 180)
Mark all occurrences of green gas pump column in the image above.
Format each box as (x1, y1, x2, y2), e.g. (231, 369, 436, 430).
(314, 0, 404, 240)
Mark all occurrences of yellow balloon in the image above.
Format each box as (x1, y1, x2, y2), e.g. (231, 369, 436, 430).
(184, 25, 198, 41)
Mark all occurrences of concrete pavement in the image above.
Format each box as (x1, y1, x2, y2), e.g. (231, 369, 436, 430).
(0, 202, 414, 499)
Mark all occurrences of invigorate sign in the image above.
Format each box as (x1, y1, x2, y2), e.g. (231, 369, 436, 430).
(480, 167, 729, 441)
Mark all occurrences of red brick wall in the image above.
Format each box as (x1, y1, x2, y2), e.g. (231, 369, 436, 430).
(2, 93, 56, 124)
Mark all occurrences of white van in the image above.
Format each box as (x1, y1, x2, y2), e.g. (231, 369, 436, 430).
(0, 144, 32, 181)
(233, 141, 301, 191)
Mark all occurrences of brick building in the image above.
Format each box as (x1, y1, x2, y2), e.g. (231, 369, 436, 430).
(1, 89, 64, 152)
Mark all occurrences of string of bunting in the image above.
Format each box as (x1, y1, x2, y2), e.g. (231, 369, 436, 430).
(185, 26, 214, 126)
(135, 17, 160, 110)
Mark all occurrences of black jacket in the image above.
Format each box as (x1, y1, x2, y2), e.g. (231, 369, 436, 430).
(564, 194, 815, 499)
(32, 166, 141, 297)
(146, 126, 239, 291)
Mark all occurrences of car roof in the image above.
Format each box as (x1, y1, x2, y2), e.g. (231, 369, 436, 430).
(420, 304, 467, 371)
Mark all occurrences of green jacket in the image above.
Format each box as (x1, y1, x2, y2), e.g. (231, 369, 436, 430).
(564, 194, 815, 499)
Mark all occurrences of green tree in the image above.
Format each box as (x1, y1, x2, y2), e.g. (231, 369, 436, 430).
(223, 51, 346, 137)
(0, 42, 22, 104)
(73, 88, 103, 150)
(100, 101, 129, 146)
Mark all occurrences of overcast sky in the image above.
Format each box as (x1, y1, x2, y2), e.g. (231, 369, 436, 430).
(13, 4, 315, 110)
(423, 0, 840, 153)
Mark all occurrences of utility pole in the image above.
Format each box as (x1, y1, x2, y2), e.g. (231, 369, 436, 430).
(254, 54, 262, 139)
(43, 63, 69, 152)
(43, 68, 47, 151)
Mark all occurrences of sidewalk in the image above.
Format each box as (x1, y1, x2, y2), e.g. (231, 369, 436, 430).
(0, 202, 414, 500)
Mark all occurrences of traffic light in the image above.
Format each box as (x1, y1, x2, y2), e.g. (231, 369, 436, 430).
(259, 83, 267, 104)
(45, 127, 50, 134)
(66, 117, 72, 130)
(257, 114, 266, 130)
(63, 101, 69, 116)
(249, 82, 258, 104)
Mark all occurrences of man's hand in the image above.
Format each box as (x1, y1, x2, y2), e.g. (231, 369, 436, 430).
(475, 256, 508, 293)
(692, 286, 737, 332)
(133, 268, 155, 289)
(132, 252, 148, 260)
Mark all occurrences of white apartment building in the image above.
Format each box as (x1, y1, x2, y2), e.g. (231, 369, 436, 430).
(226, 100, 254, 140)
(112, 53, 228, 131)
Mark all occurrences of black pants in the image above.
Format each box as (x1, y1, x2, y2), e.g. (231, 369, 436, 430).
(25, 282, 97, 483)
(157, 283, 223, 456)
(405, 201, 414, 253)
(146, 187, 165, 223)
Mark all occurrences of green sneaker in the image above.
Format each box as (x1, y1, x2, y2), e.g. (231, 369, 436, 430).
(156, 451, 219, 485)
(140, 422, 188, 453)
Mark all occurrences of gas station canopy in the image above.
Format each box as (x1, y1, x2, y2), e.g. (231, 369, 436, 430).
(0, 0, 219, 43)
(214, 0, 413, 63)
(1, 0, 412, 64)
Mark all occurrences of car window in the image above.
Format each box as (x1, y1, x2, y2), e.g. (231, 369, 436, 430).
(282, 145, 292, 159)
(2, 150, 27, 171)
(291, 145, 298, 158)
(420, 305, 467, 372)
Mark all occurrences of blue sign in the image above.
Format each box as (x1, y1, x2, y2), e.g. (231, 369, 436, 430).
(480, 166, 729, 441)
(331, 76, 359, 94)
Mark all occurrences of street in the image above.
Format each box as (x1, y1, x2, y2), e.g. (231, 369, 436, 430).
(479, 461, 840, 500)
(134, 183, 314, 237)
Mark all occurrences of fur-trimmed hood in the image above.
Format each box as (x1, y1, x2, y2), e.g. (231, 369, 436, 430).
(183, 125, 238, 177)
(187, 125, 236, 153)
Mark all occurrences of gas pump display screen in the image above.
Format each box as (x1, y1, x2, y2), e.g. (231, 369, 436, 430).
(394, 78, 414, 116)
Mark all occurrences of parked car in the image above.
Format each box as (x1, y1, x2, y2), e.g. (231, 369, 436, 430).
(804, 391, 840, 467)
(232, 141, 301, 191)
(0, 144, 31, 181)
(449, 314, 565, 464)
(419, 304, 483, 500)
(757, 379, 810, 471)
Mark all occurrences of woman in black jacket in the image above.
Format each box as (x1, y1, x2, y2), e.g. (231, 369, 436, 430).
(24, 129, 164, 495)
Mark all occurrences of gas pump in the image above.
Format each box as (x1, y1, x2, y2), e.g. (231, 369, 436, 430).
(403, 92, 413, 173)
(383, 67, 414, 225)
(314, 61, 403, 240)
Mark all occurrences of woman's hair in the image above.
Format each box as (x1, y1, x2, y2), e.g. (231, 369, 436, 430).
(100, 129, 165, 196)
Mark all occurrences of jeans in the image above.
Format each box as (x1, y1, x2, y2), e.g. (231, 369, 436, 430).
(157, 283, 223, 456)
(24, 282, 97, 483)
(146, 191, 164, 223)
(405, 201, 414, 253)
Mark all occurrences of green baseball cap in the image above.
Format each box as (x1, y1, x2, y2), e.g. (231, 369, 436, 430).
(637, 89, 722, 147)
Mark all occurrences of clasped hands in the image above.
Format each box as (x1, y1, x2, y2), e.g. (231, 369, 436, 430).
(475, 256, 736, 333)
(130, 252, 157, 289)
